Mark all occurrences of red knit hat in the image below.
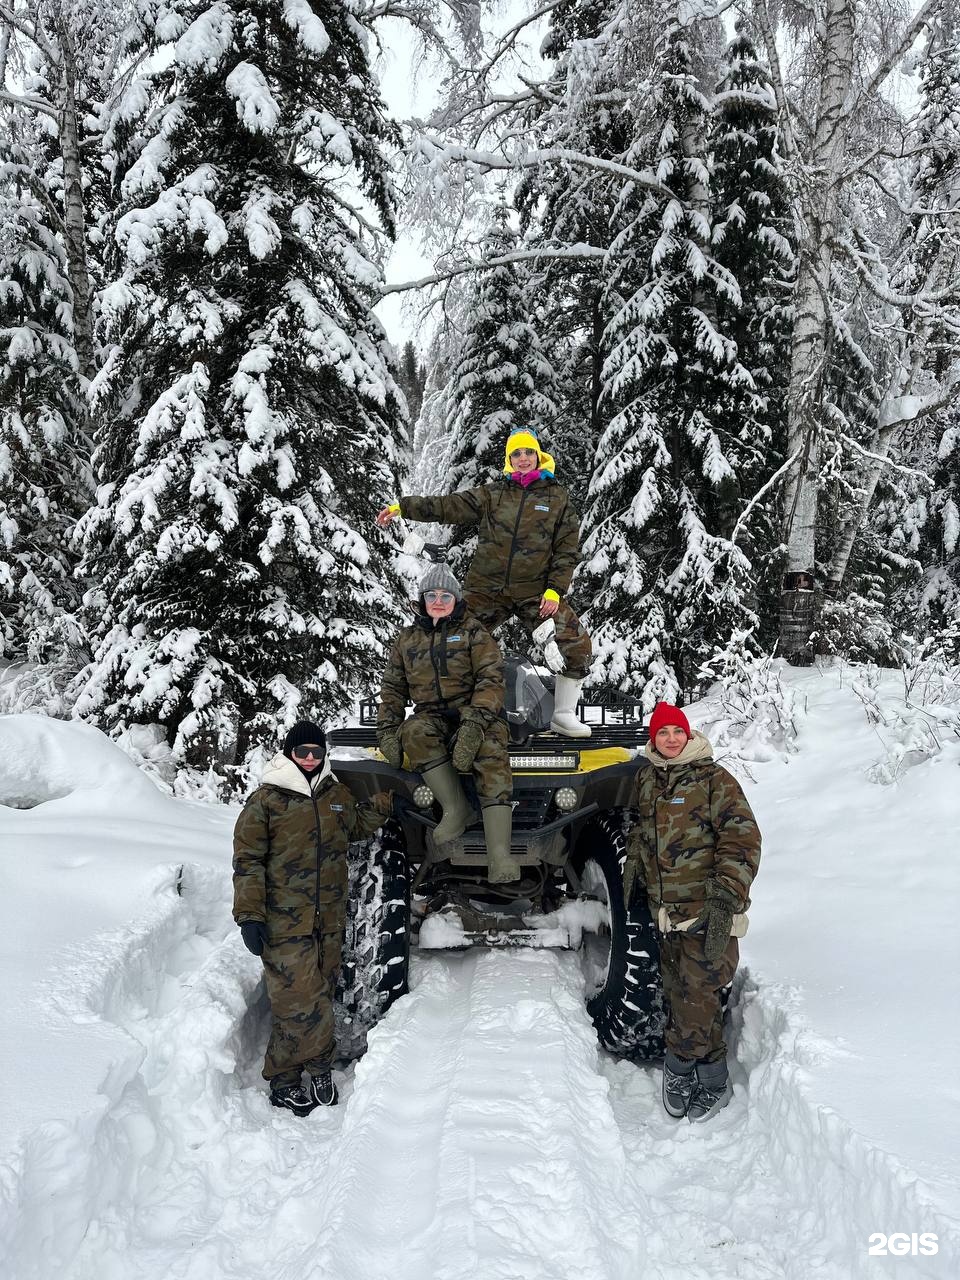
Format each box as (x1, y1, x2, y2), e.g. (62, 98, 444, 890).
(649, 701, 691, 741)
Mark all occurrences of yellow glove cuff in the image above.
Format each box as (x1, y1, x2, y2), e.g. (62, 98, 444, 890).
(387, 502, 401, 515)
(543, 589, 560, 604)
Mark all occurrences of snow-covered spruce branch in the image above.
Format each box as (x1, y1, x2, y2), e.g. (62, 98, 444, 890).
(381, 244, 609, 295)
(0, 152, 66, 232)
(0, 86, 58, 119)
(413, 138, 671, 197)
(730, 449, 802, 547)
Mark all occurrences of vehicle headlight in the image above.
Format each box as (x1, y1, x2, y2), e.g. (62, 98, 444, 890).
(413, 784, 434, 808)
(555, 787, 579, 812)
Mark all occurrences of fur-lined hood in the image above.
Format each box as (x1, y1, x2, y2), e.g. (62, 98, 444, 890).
(261, 752, 333, 796)
(644, 728, 714, 770)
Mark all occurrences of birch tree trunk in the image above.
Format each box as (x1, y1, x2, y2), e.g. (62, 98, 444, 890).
(56, 15, 95, 382)
(776, 0, 856, 662)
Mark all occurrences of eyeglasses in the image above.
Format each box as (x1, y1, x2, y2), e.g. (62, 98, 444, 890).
(424, 591, 456, 604)
(292, 745, 324, 760)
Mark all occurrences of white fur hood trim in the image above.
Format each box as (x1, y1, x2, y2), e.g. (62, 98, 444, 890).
(261, 752, 333, 796)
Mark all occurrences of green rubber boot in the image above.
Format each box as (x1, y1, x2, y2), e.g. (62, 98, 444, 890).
(482, 804, 517, 884)
(422, 762, 478, 845)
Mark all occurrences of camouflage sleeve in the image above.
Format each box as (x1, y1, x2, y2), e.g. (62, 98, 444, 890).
(378, 637, 409, 731)
(462, 626, 504, 729)
(400, 487, 486, 526)
(351, 791, 393, 840)
(622, 769, 654, 904)
(232, 790, 269, 923)
(547, 495, 581, 596)
(709, 768, 761, 907)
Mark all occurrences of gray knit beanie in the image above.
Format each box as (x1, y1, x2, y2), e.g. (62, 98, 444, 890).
(419, 562, 462, 600)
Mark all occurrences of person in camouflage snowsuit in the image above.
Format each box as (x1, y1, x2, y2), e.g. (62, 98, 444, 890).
(232, 721, 393, 1115)
(623, 702, 761, 1123)
(376, 429, 592, 738)
(377, 561, 517, 883)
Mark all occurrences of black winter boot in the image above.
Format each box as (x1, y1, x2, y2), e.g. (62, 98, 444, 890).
(309, 1070, 339, 1107)
(662, 1052, 697, 1118)
(270, 1083, 318, 1116)
(687, 1058, 731, 1123)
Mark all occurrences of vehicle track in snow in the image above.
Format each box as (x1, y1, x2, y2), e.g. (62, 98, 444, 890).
(7, 884, 958, 1280)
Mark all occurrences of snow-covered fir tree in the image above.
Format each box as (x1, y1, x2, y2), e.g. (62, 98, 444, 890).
(516, 0, 644, 514)
(397, 341, 427, 430)
(75, 0, 408, 788)
(444, 206, 558, 494)
(707, 19, 794, 652)
(0, 125, 88, 661)
(577, 7, 787, 704)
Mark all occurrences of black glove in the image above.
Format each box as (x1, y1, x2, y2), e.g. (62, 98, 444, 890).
(378, 729, 403, 769)
(451, 720, 485, 772)
(240, 921, 267, 956)
(690, 882, 740, 963)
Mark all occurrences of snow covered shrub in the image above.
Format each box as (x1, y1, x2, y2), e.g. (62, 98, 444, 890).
(0, 656, 78, 719)
(817, 561, 901, 666)
(695, 635, 802, 768)
(853, 641, 960, 783)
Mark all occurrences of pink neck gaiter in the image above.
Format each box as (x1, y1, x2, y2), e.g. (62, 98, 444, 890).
(510, 469, 543, 488)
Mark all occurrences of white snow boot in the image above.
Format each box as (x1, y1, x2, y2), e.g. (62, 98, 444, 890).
(422, 762, 478, 845)
(686, 1058, 731, 1123)
(550, 674, 592, 738)
(662, 1052, 697, 1118)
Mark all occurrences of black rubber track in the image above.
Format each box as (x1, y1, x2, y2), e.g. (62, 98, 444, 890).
(334, 819, 411, 1061)
(570, 813, 665, 1060)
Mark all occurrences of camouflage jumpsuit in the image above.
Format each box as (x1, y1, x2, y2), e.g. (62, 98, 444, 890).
(400, 478, 592, 678)
(623, 737, 761, 1063)
(378, 603, 511, 804)
(233, 764, 391, 1086)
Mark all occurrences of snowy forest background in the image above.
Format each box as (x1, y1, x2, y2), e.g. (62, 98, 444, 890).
(1, 0, 959, 797)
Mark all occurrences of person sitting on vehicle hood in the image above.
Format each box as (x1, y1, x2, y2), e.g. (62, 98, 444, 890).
(622, 702, 761, 1123)
(376, 428, 593, 739)
(376, 562, 516, 884)
(232, 721, 394, 1116)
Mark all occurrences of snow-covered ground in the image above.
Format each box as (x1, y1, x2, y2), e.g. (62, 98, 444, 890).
(1, 663, 958, 1279)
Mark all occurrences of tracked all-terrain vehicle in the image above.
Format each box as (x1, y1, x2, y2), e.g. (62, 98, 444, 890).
(329, 658, 666, 1061)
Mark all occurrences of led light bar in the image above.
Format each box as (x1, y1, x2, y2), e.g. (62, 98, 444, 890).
(509, 753, 579, 771)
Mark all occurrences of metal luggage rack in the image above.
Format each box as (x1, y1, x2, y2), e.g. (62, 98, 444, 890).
(328, 700, 649, 749)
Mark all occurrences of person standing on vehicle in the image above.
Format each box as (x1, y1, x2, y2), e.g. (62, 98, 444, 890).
(622, 702, 761, 1122)
(377, 562, 517, 884)
(232, 721, 393, 1116)
(376, 428, 593, 738)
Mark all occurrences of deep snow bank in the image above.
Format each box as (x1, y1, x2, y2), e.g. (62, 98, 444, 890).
(0, 715, 163, 810)
(0, 713, 237, 1257)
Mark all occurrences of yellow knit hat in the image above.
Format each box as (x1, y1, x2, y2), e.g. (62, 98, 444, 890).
(503, 429, 556, 476)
